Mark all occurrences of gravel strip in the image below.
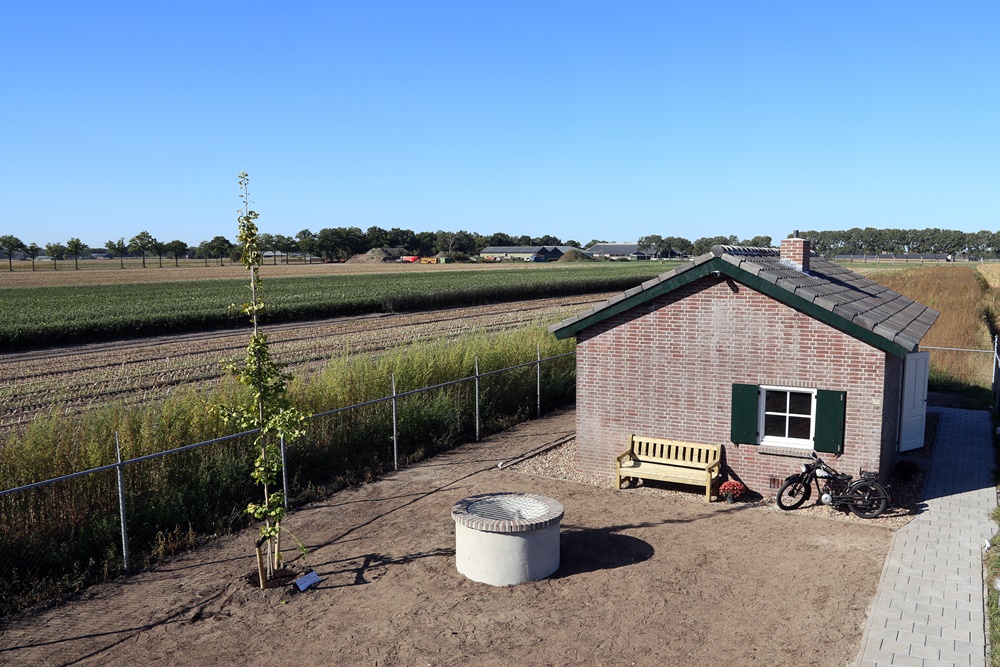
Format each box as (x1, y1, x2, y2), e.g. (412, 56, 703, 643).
(508, 420, 937, 530)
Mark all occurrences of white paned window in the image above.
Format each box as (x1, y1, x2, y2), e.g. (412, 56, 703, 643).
(758, 386, 817, 448)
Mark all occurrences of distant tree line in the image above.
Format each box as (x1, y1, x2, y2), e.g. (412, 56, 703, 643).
(635, 234, 774, 258)
(2, 225, 997, 271)
(635, 227, 1000, 260)
(0, 227, 587, 271)
(792, 228, 1000, 258)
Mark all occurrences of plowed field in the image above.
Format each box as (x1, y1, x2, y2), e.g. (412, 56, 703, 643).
(0, 294, 603, 430)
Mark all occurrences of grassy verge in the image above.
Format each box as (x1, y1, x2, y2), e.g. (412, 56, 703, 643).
(989, 502, 1000, 666)
(0, 327, 575, 616)
(857, 265, 996, 397)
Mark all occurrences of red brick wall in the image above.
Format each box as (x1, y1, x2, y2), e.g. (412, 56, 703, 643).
(575, 274, 897, 494)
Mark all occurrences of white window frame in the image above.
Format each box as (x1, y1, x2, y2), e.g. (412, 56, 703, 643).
(757, 385, 817, 449)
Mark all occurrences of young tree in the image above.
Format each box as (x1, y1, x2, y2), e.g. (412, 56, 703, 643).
(485, 232, 514, 248)
(365, 225, 390, 249)
(340, 226, 366, 260)
(215, 173, 307, 588)
(435, 230, 456, 254)
(296, 229, 317, 263)
(273, 234, 297, 264)
(65, 237, 86, 269)
(532, 234, 562, 246)
(740, 235, 772, 249)
(151, 240, 167, 268)
(196, 240, 211, 266)
(165, 240, 189, 267)
(692, 235, 738, 256)
(409, 231, 432, 256)
(129, 231, 156, 268)
(316, 227, 340, 261)
(636, 235, 663, 256)
(26, 242, 40, 270)
(387, 227, 416, 251)
(0, 235, 26, 271)
(45, 243, 66, 270)
(106, 238, 129, 268)
(662, 236, 694, 257)
(206, 236, 234, 265)
(258, 233, 277, 264)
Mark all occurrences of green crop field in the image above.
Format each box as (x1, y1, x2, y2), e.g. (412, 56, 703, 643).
(0, 263, 672, 350)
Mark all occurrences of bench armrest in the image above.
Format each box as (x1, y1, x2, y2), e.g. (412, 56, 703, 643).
(616, 449, 635, 464)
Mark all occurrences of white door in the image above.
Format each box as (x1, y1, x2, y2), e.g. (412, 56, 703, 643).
(899, 352, 930, 452)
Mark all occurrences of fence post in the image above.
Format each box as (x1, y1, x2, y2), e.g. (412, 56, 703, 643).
(536, 344, 542, 418)
(115, 433, 131, 575)
(475, 357, 480, 442)
(994, 336, 999, 413)
(392, 373, 399, 470)
(280, 435, 289, 510)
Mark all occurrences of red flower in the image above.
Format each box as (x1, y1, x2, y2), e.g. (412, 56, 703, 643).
(719, 481, 746, 499)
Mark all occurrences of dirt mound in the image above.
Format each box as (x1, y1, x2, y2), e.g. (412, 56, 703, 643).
(347, 248, 409, 263)
(558, 248, 594, 262)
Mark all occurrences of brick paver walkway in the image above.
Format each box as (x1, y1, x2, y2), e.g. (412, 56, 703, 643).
(857, 407, 997, 667)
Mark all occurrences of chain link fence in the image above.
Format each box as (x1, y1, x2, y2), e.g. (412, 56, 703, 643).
(923, 343, 998, 409)
(0, 350, 576, 617)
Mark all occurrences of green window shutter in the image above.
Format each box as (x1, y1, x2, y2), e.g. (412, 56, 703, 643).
(731, 384, 759, 444)
(814, 390, 847, 454)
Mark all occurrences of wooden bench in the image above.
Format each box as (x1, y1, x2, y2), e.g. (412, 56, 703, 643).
(615, 435, 722, 502)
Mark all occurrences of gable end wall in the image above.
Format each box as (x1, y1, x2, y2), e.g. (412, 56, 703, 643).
(574, 275, 894, 493)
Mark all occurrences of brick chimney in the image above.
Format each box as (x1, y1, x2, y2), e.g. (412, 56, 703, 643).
(780, 232, 810, 271)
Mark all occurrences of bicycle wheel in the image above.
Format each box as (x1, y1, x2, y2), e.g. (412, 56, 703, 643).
(849, 480, 889, 519)
(776, 477, 811, 510)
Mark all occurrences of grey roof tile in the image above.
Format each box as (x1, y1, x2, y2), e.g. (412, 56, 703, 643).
(720, 254, 743, 268)
(641, 277, 662, 290)
(691, 254, 712, 266)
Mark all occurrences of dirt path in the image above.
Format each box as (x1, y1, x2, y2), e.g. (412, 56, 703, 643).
(0, 410, 891, 666)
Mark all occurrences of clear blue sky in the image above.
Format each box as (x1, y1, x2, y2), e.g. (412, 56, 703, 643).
(2, 1, 997, 249)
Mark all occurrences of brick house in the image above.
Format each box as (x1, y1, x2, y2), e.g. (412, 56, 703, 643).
(548, 239, 939, 496)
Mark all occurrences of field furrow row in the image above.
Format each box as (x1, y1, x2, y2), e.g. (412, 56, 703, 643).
(0, 294, 604, 430)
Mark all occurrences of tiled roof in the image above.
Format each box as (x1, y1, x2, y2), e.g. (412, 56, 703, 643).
(549, 245, 939, 356)
(586, 243, 655, 255)
(480, 246, 549, 254)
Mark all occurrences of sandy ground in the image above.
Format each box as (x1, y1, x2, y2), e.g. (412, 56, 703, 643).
(0, 410, 892, 667)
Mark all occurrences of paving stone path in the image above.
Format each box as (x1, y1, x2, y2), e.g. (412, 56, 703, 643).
(857, 407, 997, 667)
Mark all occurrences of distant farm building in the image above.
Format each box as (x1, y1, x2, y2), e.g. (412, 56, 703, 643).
(479, 246, 577, 262)
(585, 243, 684, 260)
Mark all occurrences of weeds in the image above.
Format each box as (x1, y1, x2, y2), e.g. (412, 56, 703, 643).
(989, 505, 1000, 666)
(0, 326, 574, 616)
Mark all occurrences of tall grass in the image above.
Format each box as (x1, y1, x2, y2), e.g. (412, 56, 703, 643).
(0, 327, 575, 616)
(859, 265, 996, 393)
